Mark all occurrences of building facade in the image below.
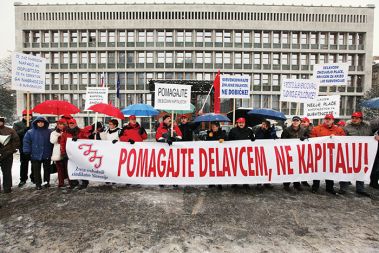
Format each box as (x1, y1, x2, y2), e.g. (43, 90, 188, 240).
(14, 3, 375, 125)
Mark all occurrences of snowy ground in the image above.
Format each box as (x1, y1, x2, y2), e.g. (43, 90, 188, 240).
(1, 153, 379, 252)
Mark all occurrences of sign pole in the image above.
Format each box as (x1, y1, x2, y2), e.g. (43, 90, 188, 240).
(171, 111, 174, 137)
(26, 92, 30, 127)
(233, 98, 236, 125)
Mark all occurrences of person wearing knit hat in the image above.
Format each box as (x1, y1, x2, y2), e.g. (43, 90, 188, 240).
(119, 115, 147, 144)
(156, 114, 182, 145)
(337, 121, 346, 127)
(178, 114, 198, 142)
(13, 110, 34, 187)
(0, 116, 20, 193)
(50, 119, 68, 187)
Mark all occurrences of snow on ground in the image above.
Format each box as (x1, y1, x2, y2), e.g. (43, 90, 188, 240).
(1, 153, 379, 252)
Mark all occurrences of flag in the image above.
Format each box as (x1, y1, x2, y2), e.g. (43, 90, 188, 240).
(116, 73, 120, 99)
(100, 72, 105, 87)
(213, 70, 221, 114)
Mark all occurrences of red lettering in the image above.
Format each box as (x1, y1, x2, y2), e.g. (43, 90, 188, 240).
(239, 147, 247, 176)
(228, 147, 238, 176)
(285, 146, 293, 175)
(157, 148, 166, 177)
(246, 147, 255, 176)
(188, 148, 194, 177)
(199, 148, 207, 177)
(255, 146, 268, 176)
(297, 144, 306, 174)
(147, 149, 156, 177)
(127, 148, 137, 177)
(335, 143, 347, 174)
(327, 143, 335, 173)
(274, 146, 287, 175)
(117, 148, 128, 176)
(209, 148, 215, 177)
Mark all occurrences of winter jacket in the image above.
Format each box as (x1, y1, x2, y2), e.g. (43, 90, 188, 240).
(228, 126, 254, 140)
(12, 119, 32, 150)
(255, 126, 277, 139)
(60, 127, 88, 156)
(281, 125, 307, 139)
(50, 130, 63, 161)
(100, 127, 121, 141)
(0, 125, 20, 161)
(310, 124, 346, 137)
(343, 121, 372, 136)
(23, 117, 53, 161)
(155, 122, 182, 142)
(205, 129, 226, 141)
(120, 123, 147, 142)
(178, 122, 198, 141)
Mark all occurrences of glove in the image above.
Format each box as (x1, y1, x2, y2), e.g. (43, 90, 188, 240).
(112, 140, 118, 144)
(24, 153, 31, 160)
(138, 127, 145, 135)
(250, 135, 255, 142)
(72, 136, 78, 142)
(129, 139, 135, 144)
(300, 136, 306, 141)
(167, 139, 173, 146)
(219, 139, 224, 143)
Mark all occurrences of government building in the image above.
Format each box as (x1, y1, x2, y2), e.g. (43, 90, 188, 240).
(14, 2, 375, 126)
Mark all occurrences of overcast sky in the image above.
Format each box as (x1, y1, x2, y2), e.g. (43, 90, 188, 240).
(0, 0, 377, 59)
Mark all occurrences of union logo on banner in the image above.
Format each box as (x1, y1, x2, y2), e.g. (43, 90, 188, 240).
(78, 144, 103, 169)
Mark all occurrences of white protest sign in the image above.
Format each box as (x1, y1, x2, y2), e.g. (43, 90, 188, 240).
(280, 79, 318, 103)
(84, 87, 109, 110)
(12, 52, 47, 92)
(154, 83, 191, 110)
(313, 63, 349, 86)
(304, 95, 340, 119)
(220, 75, 251, 99)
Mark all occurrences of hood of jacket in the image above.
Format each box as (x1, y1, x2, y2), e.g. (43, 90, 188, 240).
(32, 116, 49, 129)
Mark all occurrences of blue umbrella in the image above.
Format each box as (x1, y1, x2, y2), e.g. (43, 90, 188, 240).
(361, 97, 379, 109)
(194, 113, 231, 123)
(122, 104, 159, 116)
(247, 108, 287, 121)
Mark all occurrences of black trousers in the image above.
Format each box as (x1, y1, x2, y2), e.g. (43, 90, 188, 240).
(31, 159, 51, 187)
(312, 180, 334, 191)
(370, 146, 379, 186)
(0, 155, 13, 192)
(19, 151, 32, 182)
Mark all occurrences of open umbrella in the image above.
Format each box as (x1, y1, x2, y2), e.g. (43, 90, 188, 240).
(122, 104, 159, 116)
(32, 100, 80, 115)
(361, 97, 379, 109)
(227, 107, 264, 127)
(247, 108, 287, 121)
(88, 103, 125, 120)
(194, 113, 231, 123)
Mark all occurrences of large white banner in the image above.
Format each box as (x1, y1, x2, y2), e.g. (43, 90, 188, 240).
(280, 79, 318, 103)
(220, 75, 251, 99)
(154, 83, 191, 110)
(84, 87, 108, 110)
(12, 52, 47, 92)
(67, 137, 377, 185)
(304, 95, 340, 119)
(313, 63, 349, 86)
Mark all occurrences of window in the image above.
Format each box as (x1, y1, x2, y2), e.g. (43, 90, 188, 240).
(254, 32, 261, 43)
(224, 32, 231, 43)
(329, 33, 337, 45)
(63, 73, 69, 85)
(157, 31, 165, 42)
(224, 53, 231, 64)
(166, 31, 173, 42)
(146, 52, 153, 63)
(52, 73, 59, 84)
(138, 52, 145, 63)
(253, 74, 260, 85)
(71, 52, 78, 64)
(185, 31, 192, 42)
(291, 33, 299, 44)
(99, 52, 106, 64)
(243, 53, 250, 64)
(328, 54, 336, 63)
(52, 31, 59, 43)
(89, 52, 96, 63)
(51, 53, 59, 64)
(262, 53, 269, 64)
(157, 52, 165, 63)
(319, 54, 326, 64)
(24, 31, 31, 43)
(70, 31, 77, 43)
(72, 73, 78, 85)
(272, 74, 279, 86)
(127, 52, 134, 63)
(262, 32, 270, 43)
(196, 52, 203, 63)
(80, 52, 88, 64)
(146, 31, 154, 42)
(176, 52, 184, 63)
(118, 52, 125, 63)
(310, 33, 317, 44)
(118, 31, 126, 42)
(89, 73, 96, 85)
(216, 53, 223, 64)
(282, 32, 288, 44)
(273, 33, 280, 44)
(235, 32, 242, 43)
(234, 53, 242, 64)
(291, 54, 299, 65)
(243, 32, 250, 43)
(43, 31, 50, 43)
(310, 54, 317, 65)
(61, 31, 68, 43)
(262, 74, 269, 85)
(185, 52, 192, 63)
(99, 31, 107, 42)
(81, 73, 88, 85)
(254, 53, 261, 64)
(216, 32, 223, 43)
(108, 31, 115, 43)
(204, 52, 212, 63)
(196, 31, 204, 42)
(339, 34, 345, 45)
(273, 53, 280, 65)
(320, 33, 326, 44)
(138, 31, 145, 42)
(348, 34, 354, 45)
(204, 31, 212, 42)
(282, 53, 289, 65)
(80, 31, 87, 43)
(89, 31, 96, 43)
(301, 33, 307, 44)
(301, 54, 308, 65)
(166, 52, 173, 63)
(32, 31, 40, 43)
(177, 31, 184, 42)
(127, 31, 135, 42)
(62, 52, 69, 64)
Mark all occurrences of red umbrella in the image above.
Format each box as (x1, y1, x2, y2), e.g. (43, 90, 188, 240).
(87, 103, 125, 120)
(32, 100, 80, 115)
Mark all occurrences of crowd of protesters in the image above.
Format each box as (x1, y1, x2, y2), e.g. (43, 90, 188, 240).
(1, 110, 379, 199)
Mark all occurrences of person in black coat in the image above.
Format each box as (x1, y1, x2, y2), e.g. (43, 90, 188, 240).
(255, 120, 277, 140)
(228, 117, 255, 141)
(178, 115, 199, 142)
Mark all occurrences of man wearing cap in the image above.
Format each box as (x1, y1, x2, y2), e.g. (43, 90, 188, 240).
(281, 116, 307, 192)
(13, 110, 34, 187)
(23, 117, 53, 190)
(178, 115, 198, 142)
(300, 117, 313, 138)
(0, 116, 20, 193)
(156, 114, 182, 145)
(341, 112, 372, 197)
(119, 115, 147, 144)
(228, 117, 255, 141)
(310, 114, 345, 195)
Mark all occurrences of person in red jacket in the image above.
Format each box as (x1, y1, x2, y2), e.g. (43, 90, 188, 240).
(310, 114, 346, 195)
(155, 114, 182, 145)
(60, 118, 88, 189)
(119, 115, 147, 144)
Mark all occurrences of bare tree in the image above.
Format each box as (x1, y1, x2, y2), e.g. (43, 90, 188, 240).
(0, 55, 16, 122)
